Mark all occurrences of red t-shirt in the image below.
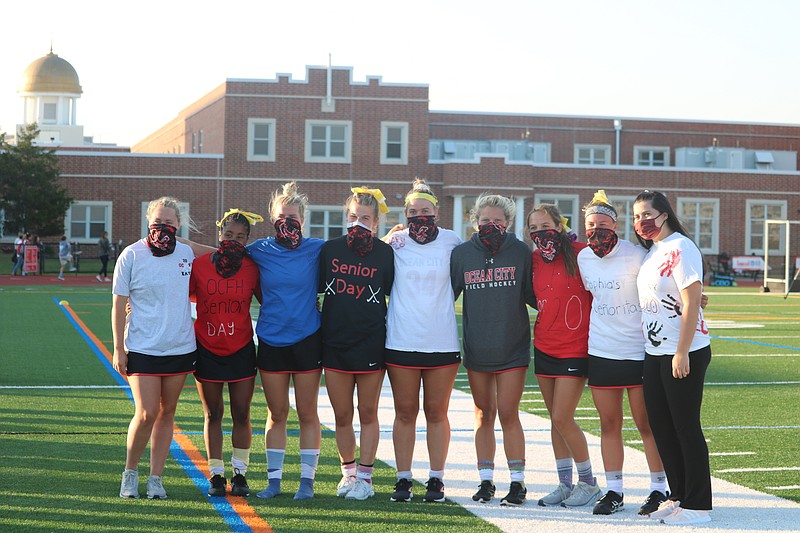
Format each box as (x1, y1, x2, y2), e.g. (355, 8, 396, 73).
(189, 252, 260, 355)
(532, 241, 592, 358)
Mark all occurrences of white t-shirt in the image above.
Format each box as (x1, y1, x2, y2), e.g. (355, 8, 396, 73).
(578, 240, 647, 361)
(385, 228, 462, 353)
(112, 240, 196, 356)
(637, 232, 710, 356)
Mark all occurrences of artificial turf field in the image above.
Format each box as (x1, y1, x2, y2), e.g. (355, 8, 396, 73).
(1, 278, 798, 532)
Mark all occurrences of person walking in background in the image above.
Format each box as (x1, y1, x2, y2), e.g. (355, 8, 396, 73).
(58, 235, 77, 281)
(97, 231, 113, 282)
(320, 187, 394, 501)
(113, 196, 197, 500)
(11, 233, 26, 276)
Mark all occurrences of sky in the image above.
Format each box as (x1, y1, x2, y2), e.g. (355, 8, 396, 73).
(2, 0, 799, 148)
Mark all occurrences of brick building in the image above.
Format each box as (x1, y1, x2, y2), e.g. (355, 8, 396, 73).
(5, 52, 800, 280)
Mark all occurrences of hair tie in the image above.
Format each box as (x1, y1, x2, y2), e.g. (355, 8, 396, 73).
(351, 187, 390, 214)
(405, 192, 438, 206)
(216, 209, 264, 228)
(560, 216, 571, 233)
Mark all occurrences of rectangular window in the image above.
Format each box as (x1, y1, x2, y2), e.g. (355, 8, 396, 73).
(608, 196, 636, 243)
(191, 132, 196, 154)
(198, 130, 203, 154)
(140, 201, 190, 240)
(247, 118, 276, 162)
(67, 202, 112, 242)
(635, 146, 670, 167)
(533, 194, 580, 235)
(309, 207, 403, 240)
(677, 198, 719, 254)
(305, 121, 352, 163)
(746, 199, 787, 255)
(574, 144, 610, 165)
(381, 122, 408, 165)
(43, 102, 57, 123)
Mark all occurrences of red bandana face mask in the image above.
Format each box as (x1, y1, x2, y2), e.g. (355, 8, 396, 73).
(634, 216, 664, 241)
(212, 239, 246, 278)
(586, 227, 619, 258)
(407, 215, 439, 245)
(147, 223, 177, 256)
(274, 217, 302, 249)
(478, 222, 507, 256)
(531, 229, 562, 263)
(346, 221, 374, 257)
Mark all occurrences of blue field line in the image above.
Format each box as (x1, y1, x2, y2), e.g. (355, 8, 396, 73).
(56, 297, 253, 533)
(710, 334, 800, 351)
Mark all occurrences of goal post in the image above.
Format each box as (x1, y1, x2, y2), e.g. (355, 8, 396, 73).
(763, 219, 800, 297)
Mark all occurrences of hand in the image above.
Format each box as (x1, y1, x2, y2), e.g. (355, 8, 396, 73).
(700, 293, 709, 309)
(381, 224, 406, 243)
(672, 352, 690, 379)
(113, 348, 128, 376)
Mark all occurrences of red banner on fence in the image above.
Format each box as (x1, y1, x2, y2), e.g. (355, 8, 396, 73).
(24, 245, 38, 274)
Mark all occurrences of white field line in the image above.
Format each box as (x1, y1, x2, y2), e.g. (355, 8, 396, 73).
(709, 452, 757, 456)
(767, 485, 800, 490)
(716, 467, 800, 473)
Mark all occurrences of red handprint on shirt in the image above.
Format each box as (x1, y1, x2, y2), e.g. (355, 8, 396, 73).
(659, 249, 681, 277)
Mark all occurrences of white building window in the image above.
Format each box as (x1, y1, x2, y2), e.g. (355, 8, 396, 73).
(677, 198, 719, 254)
(247, 118, 276, 162)
(534, 194, 581, 236)
(380, 122, 408, 165)
(67, 202, 112, 242)
(305, 120, 352, 163)
(43, 102, 57, 124)
(574, 144, 610, 165)
(608, 196, 637, 243)
(746, 199, 787, 255)
(309, 206, 403, 240)
(191, 132, 196, 154)
(140, 201, 190, 239)
(635, 146, 670, 167)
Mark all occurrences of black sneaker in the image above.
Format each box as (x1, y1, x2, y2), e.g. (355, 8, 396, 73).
(390, 478, 413, 502)
(208, 474, 227, 497)
(500, 481, 527, 506)
(638, 490, 668, 515)
(593, 490, 624, 515)
(423, 477, 445, 502)
(472, 480, 496, 503)
(231, 470, 250, 497)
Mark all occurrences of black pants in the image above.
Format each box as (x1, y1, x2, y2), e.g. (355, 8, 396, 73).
(99, 255, 109, 277)
(643, 345, 712, 510)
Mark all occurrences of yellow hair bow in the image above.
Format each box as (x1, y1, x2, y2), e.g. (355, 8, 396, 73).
(216, 209, 264, 228)
(592, 189, 611, 205)
(560, 216, 571, 232)
(351, 187, 390, 214)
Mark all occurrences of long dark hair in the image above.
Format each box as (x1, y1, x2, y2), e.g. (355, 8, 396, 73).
(633, 190, 692, 249)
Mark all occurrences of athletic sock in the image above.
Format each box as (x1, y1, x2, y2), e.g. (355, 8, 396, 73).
(397, 470, 413, 481)
(576, 459, 595, 485)
(208, 458, 225, 477)
(231, 447, 250, 475)
(294, 477, 315, 501)
(357, 463, 374, 484)
(341, 460, 357, 478)
(428, 469, 444, 481)
(556, 457, 574, 487)
(299, 449, 320, 480)
(477, 460, 494, 482)
(650, 471, 668, 493)
(508, 459, 525, 483)
(266, 448, 285, 480)
(605, 470, 623, 494)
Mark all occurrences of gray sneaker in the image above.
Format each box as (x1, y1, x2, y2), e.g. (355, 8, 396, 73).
(537, 482, 571, 506)
(119, 469, 139, 498)
(561, 480, 602, 507)
(146, 475, 167, 499)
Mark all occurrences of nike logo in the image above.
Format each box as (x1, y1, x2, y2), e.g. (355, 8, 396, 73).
(568, 368, 579, 372)
(368, 362, 378, 367)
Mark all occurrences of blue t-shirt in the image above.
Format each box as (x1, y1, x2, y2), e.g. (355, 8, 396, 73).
(247, 237, 324, 347)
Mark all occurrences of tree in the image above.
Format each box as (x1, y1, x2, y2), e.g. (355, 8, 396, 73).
(0, 123, 73, 237)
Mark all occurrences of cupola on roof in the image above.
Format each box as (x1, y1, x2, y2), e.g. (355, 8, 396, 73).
(18, 50, 82, 94)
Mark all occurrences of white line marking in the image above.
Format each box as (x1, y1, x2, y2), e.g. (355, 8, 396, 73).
(0, 385, 130, 389)
(766, 485, 800, 490)
(716, 467, 800, 473)
(709, 452, 757, 456)
(706, 381, 800, 385)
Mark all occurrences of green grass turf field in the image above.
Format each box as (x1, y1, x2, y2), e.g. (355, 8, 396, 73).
(1, 282, 798, 531)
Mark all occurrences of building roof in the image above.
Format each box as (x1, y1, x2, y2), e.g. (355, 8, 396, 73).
(18, 51, 82, 94)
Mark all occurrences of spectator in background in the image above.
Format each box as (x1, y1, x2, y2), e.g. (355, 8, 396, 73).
(97, 231, 113, 282)
(11, 233, 26, 276)
(58, 235, 77, 281)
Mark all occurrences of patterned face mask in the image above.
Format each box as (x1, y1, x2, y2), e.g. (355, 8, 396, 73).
(346, 221, 374, 257)
(407, 215, 439, 245)
(146, 223, 177, 256)
(634, 214, 665, 241)
(212, 239, 246, 278)
(274, 217, 303, 249)
(531, 229, 562, 263)
(586, 227, 619, 258)
(478, 222, 507, 256)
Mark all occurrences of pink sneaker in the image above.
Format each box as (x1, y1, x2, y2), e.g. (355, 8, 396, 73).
(649, 499, 680, 518)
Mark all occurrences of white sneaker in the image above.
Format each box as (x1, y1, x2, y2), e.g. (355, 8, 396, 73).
(96, 275, 102, 282)
(69, 266, 77, 272)
(561, 480, 602, 507)
(661, 507, 711, 525)
(650, 499, 681, 518)
(146, 475, 167, 499)
(537, 482, 572, 506)
(337, 475, 356, 497)
(344, 478, 375, 500)
(58, 275, 64, 281)
(105, 277, 112, 282)
(119, 469, 139, 498)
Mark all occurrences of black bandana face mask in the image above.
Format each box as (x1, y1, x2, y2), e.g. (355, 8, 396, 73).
(531, 229, 562, 263)
(346, 221, 374, 257)
(478, 222, 506, 256)
(274, 217, 302, 249)
(407, 215, 439, 245)
(147, 223, 177, 256)
(586, 227, 619, 258)
(212, 239, 246, 278)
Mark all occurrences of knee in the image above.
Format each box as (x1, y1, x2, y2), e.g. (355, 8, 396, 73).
(394, 403, 419, 425)
(229, 404, 251, 426)
(474, 406, 497, 428)
(423, 404, 448, 425)
(357, 405, 378, 426)
(550, 410, 576, 432)
(598, 414, 623, 435)
(267, 407, 289, 425)
(497, 407, 520, 429)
